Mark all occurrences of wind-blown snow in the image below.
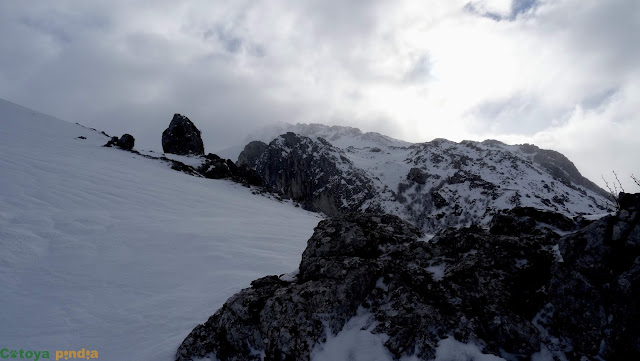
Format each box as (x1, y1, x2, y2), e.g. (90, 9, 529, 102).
(0, 99, 321, 361)
(311, 308, 394, 361)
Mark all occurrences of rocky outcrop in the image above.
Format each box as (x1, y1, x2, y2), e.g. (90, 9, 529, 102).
(236, 141, 268, 168)
(162, 114, 205, 156)
(406, 167, 428, 184)
(489, 206, 580, 236)
(198, 153, 263, 186)
(546, 192, 640, 359)
(103, 134, 135, 150)
(176, 194, 640, 361)
(254, 132, 378, 215)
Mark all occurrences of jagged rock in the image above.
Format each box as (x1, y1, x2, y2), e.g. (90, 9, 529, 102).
(176, 194, 640, 361)
(103, 134, 135, 150)
(237, 141, 268, 168)
(407, 167, 427, 184)
(254, 132, 377, 215)
(162, 114, 204, 156)
(197, 154, 263, 186)
(546, 197, 640, 359)
(198, 157, 232, 179)
(489, 206, 579, 236)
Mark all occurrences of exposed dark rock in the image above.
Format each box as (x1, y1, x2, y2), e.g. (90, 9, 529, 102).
(431, 191, 448, 208)
(237, 141, 268, 168)
(103, 134, 135, 151)
(117, 134, 135, 150)
(76, 136, 86, 140)
(407, 167, 428, 184)
(253, 132, 377, 215)
(205, 153, 221, 161)
(162, 114, 205, 156)
(198, 157, 232, 179)
(177, 195, 640, 361)
(547, 196, 640, 359)
(489, 206, 579, 236)
(619, 192, 640, 211)
(198, 154, 263, 186)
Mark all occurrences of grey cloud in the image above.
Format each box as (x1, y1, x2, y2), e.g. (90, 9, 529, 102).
(0, 0, 638, 190)
(464, 0, 539, 21)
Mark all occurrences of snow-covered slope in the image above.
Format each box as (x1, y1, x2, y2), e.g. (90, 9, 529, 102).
(0, 99, 321, 361)
(249, 132, 610, 233)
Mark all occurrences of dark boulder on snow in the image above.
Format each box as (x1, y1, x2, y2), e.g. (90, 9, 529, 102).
(117, 134, 135, 150)
(197, 154, 263, 186)
(407, 167, 428, 184)
(162, 114, 205, 156)
(198, 156, 232, 179)
(236, 140, 268, 168)
(176, 194, 640, 361)
(103, 134, 135, 150)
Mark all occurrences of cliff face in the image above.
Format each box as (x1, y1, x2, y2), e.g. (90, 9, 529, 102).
(254, 132, 378, 216)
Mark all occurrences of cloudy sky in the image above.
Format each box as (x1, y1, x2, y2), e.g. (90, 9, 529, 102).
(1, 0, 638, 191)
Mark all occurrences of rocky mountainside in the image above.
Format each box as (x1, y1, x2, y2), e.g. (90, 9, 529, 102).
(176, 193, 640, 361)
(239, 128, 610, 234)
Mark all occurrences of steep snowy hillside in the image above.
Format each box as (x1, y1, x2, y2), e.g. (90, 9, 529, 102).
(247, 132, 610, 233)
(0, 99, 321, 361)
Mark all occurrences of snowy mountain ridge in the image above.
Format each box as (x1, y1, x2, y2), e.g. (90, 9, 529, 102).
(246, 131, 611, 233)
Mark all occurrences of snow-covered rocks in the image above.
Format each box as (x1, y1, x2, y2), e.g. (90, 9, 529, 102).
(254, 132, 378, 215)
(244, 128, 611, 233)
(162, 113, 205, 156)
(176, 194, 640, 361)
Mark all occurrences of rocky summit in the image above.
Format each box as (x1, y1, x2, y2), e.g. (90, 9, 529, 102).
(176, 193, 640, 361)
(162, 113, 205, 156)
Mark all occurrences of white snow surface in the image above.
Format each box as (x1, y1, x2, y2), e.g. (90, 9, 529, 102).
(311, 308, 394, 361)
(310, 312, 508, 361)
(431, 338, 506, 361)
(0, 99, 322, 361)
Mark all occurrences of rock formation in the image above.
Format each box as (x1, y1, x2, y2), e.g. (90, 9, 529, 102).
(162, 114, 205, 156)
(254, 132, 377, 215)
(199, 153, 263, 186)
(176, 193, 640, 361)
(243, 131, 610, 233)
(103, 134, 135, 151)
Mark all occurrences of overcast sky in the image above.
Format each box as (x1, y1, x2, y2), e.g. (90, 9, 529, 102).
(1, 0, 638, 191)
